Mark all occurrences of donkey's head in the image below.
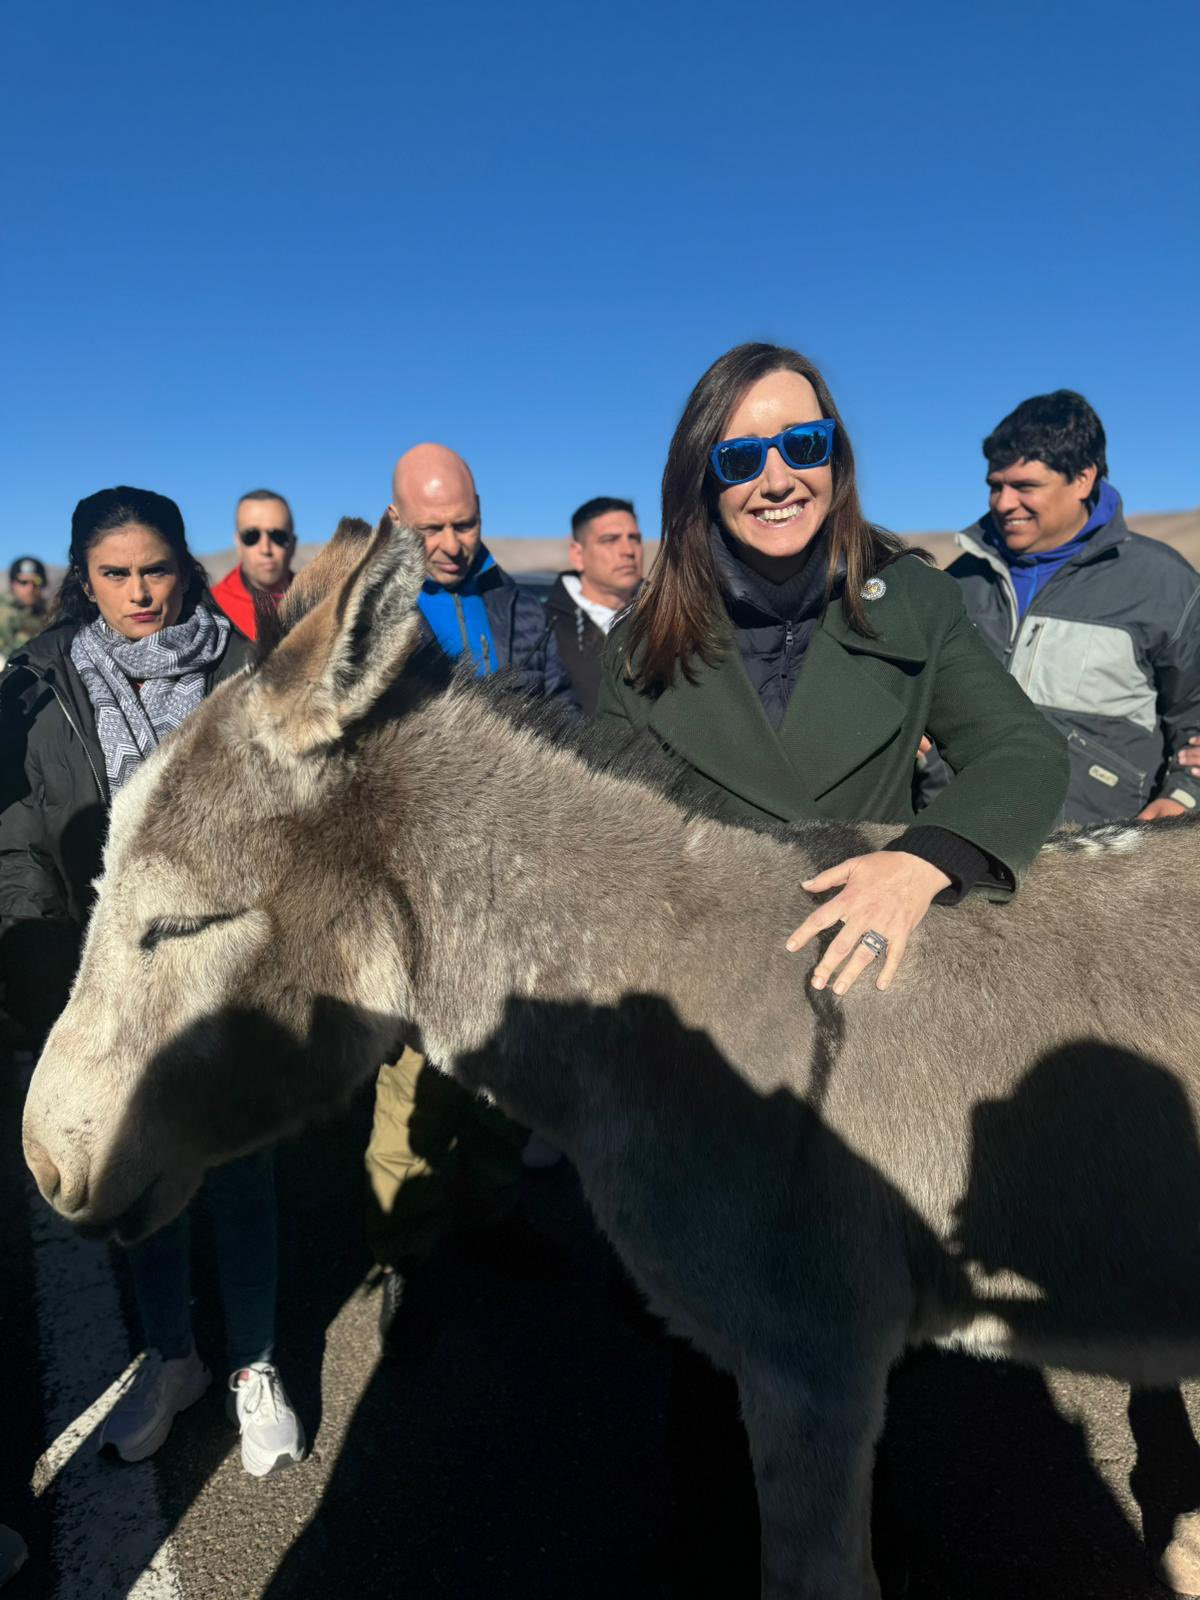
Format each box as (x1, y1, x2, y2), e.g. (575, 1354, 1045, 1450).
(24, 517, 430, 1240)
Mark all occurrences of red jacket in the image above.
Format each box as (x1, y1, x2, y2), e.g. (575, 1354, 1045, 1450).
(210, 566, 291, 642)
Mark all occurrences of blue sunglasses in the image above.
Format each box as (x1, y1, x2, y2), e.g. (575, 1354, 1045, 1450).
(709, 419, 836, 486)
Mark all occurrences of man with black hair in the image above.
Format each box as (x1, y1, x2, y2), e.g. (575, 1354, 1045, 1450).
(544, 497, 644, 715)
(944, 389, 1200, 823)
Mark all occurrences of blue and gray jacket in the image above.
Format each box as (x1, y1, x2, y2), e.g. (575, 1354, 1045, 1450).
(416, 546, 579, 709)
(946, 492, 1200, 824)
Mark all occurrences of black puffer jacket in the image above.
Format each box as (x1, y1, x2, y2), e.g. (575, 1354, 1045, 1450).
(0, 619, 253, 1034)
(476, 562, 579, 707)
(416, 550, 579, 709)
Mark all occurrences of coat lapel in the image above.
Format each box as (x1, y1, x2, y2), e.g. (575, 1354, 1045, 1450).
(646, 572, 931, 818)
(781, 579, 927, 799)
(648, 643, 817, 820)
(777, 628, 905, 800)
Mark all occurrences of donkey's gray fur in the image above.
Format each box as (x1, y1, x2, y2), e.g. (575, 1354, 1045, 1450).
(24, 519, 1200, 1598)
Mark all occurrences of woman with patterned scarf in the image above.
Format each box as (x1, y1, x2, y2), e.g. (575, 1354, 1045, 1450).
(0, 486, 305, 1477)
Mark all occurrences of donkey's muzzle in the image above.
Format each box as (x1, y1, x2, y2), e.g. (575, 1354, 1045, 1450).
(24, 1136, 94, 1220)
(24, 1137, 62, 1204)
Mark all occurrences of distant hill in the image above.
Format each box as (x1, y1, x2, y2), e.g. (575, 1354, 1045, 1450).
(201, 507, 1200, 584)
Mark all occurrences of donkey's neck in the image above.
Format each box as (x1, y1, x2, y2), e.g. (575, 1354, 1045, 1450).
(388, 691, 828, 1126)
(397, 696, 690, 1051)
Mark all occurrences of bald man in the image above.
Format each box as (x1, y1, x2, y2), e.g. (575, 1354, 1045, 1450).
(368, 444, 572, 1361)
(389, 444, 576, 702)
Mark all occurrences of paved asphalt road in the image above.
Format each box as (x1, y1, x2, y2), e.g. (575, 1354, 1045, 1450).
(4, 1057, 1199, 1600)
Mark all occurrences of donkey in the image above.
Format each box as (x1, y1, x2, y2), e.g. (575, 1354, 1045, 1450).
(23, 518, 1200, 1599)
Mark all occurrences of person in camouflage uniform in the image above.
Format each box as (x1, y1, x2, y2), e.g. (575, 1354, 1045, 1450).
(0, 556, 49, 668)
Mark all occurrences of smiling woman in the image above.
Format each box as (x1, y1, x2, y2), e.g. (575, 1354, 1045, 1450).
(598, 341, 1072, 1587)
(602, 342, 1071, 993)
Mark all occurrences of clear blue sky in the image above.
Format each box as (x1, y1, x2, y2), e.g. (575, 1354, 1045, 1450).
(2, 0, 1197, 569)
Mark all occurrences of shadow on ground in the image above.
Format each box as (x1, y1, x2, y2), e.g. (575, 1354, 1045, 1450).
(261, 1149, 671, 1598)
(17, 995, 1200, 1599)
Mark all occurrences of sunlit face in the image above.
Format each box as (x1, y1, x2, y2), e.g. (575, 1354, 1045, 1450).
(714, 369, 834, 565)
(84, 525, 185, 640)
(236, 497, 294, 590)
(569, 511, 643, 608)
(986, 458, 1097, 555)
(404, 482, 482, 589)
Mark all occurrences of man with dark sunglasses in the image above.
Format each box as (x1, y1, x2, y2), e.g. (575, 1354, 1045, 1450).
(211, 488, 296, 641)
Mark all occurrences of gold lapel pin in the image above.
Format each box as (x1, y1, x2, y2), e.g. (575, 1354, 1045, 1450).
(861, 577, 887, 601)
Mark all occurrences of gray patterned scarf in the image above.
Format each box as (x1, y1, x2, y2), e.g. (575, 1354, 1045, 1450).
(70, 604, 231, 793)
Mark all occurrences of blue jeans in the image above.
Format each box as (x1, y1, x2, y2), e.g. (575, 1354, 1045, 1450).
(127, 1148, 277, 1372)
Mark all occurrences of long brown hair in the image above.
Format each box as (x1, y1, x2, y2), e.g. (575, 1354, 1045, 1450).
(627, 342, 910, 690)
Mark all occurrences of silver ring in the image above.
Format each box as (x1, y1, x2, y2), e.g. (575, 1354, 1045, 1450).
(860, 930, 888, 960)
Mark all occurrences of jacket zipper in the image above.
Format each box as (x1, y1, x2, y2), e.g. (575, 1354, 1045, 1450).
(1007, 552, 1103, 672)
(958, 531, 1093, 661)
(1010, 620, 1046, 693)
(22, 664, 108, 803)
(451, 593, 494, 674)
(452, 595, 471, 655)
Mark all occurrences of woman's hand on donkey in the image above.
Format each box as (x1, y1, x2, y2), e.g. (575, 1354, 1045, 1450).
(786, 850, 952, 996)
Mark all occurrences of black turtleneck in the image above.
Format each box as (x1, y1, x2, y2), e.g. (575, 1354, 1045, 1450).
(710, 524, 831, 732)
(711, 524, 989, 903)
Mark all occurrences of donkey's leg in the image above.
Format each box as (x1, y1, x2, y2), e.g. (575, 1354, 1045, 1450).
(739, 1359, 887, 1600)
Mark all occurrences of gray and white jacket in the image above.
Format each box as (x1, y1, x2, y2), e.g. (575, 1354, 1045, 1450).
(945, 500, 1200, 825)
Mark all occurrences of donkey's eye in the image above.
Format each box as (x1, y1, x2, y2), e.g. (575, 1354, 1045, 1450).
(140, 912, 242, 954)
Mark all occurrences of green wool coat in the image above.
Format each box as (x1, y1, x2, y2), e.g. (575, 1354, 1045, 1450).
(596, 554, 1070, 898)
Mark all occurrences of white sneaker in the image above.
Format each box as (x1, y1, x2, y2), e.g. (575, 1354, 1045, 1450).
(228, 1363, 306, 1477)
(99, 1347, 211, 1462)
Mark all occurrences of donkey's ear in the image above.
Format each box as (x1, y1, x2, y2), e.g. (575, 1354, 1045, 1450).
(246, 516, 427, 758)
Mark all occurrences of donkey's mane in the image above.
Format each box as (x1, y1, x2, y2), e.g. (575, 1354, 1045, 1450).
(463, 676, 1200, 866)
(460, 665, 877, 860)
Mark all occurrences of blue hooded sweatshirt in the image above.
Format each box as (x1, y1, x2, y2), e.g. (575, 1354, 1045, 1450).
(985, 480, 1121, 619)
(417, 551, 500, 677)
